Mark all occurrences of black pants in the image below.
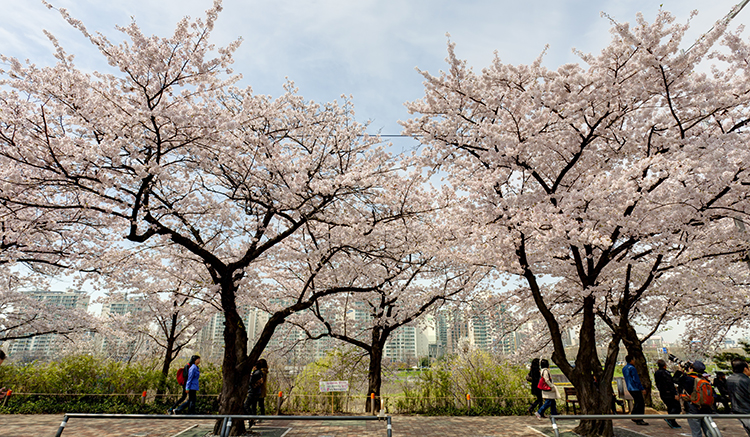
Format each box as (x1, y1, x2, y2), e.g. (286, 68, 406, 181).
(244, 395, 265, 415)
(171, 386, 187, 410)
(659, 392, 681, 426)
(664, 395, 681, 415)
(630, 390, 645, 416)
(176, 390, 197, 414)
(529, 390, 543, 412)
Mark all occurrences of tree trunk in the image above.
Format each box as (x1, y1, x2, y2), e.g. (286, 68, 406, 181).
(157, 334, 176, 398)
(622, 322, 653, 406)
(564, 297, 617, 437)
(213, 290, 305, 435)
(365, 340, 385, 413)
(213, 281, 251, 436)
(567, 367, 616, 436)
(520, 239, 618, 437)
(157, 313, 179, 399)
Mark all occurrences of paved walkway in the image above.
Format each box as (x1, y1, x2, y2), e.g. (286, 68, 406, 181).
(2, 414, 750, 436)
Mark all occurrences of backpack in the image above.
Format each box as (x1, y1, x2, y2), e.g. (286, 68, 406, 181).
(176, 363, 191, 387)
(688, 375, 714, 406)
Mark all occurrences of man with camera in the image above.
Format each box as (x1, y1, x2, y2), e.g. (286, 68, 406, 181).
(726, 358, 750, 436)
(675, 360, 715, 437)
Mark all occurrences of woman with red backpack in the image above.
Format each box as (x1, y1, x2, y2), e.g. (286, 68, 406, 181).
(167, 361, 192, 414)
(174, 355, 201, 415)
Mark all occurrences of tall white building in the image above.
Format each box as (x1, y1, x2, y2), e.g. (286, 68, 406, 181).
(383, 325, 429, 363)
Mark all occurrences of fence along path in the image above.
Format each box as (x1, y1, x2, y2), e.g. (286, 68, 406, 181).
(53, 413, 393, 437)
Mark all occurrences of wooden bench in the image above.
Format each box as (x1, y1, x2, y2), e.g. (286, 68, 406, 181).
(563, 386, 628, 414)
(564, 387, 580, 414)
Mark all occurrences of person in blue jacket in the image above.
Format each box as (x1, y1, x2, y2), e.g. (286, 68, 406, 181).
(175, 355, 201, 414)
(623, 354, 648, 426)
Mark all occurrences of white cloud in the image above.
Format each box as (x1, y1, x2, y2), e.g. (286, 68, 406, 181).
(0, 0, 746, 133)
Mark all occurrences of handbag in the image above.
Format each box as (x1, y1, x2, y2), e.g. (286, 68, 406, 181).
(537, 375, 553, 391)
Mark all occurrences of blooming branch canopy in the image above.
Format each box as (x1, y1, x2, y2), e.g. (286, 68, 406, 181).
(0, 1, 412, 430)
(404, 10, 750, 436)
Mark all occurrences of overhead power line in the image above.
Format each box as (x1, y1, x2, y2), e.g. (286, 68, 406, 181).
(684, 0, 750, 53)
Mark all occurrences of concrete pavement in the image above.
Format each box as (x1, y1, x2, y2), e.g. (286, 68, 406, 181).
(2, 413, 750, 436)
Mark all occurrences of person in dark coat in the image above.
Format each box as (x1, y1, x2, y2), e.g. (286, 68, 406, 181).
(168, 360, 190, 415)
(713, 371, 731, 412)
(244, 359, 268, 428)
(655, 359, 681, 429)
(527, 358, 543, 415)
(726, 358, 750, 436)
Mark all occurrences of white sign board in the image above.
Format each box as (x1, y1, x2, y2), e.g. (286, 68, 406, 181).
(319, 380, 349, 392)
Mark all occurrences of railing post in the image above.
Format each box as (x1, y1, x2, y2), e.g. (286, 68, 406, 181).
(225, 417, 233, 437)
(550, 417, 560, 437)
(370, 393, 375, 415)
(219, 416, 229, 437)
(54, 415, 70, 437)
(704, 416, 723, 437)
(387, 415, 392, 437)
(277, 391, 283, 415)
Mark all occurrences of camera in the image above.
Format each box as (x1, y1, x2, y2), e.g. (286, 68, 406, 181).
(668, 353, 692, 369)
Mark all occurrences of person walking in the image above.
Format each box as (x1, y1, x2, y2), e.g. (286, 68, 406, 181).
(527, 358, 543, 415)
(726, 358, 750, 436)
(244, 359, 268, 428)
(535, 359, 559, 419)
(0, 350, 8, 401)
(623, 354, 649, 426)
(258, 359, 269, 415)
(713, 371, 731, 412)
(676, 360, 714, 437)
(175, 355, 201, 415)
(655, 359, 681, 429)
(168, 361, 190, 415)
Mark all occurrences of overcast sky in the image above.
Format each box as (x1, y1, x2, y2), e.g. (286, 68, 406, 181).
(2, 0, 748, 153)
(2, 0, 748, 340)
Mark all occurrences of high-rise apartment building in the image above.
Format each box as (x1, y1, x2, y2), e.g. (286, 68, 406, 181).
(5, 290, 90, 359)
(98, 294, 147, 357)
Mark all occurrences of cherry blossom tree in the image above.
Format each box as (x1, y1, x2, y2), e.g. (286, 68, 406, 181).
(0, 2, 407, 432)
(0, 286, 94, 344)
(278, 197, 491, 412)
(305, 267, 489, 412)
(404, 10, 750, 436)
(96, 248, 214, 397)
(1, 174, 102, 343)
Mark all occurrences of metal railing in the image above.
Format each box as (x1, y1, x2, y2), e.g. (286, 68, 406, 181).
(548, 413, 750, 437)
(54, 413, 393, 437)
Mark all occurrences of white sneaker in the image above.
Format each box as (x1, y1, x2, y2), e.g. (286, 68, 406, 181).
(535, 412, 542, 419)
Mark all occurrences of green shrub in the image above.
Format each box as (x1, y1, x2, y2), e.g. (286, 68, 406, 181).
(286, 349, 369, 413)
(0, 355, 222, 414)
(394, 350, 533, 416)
